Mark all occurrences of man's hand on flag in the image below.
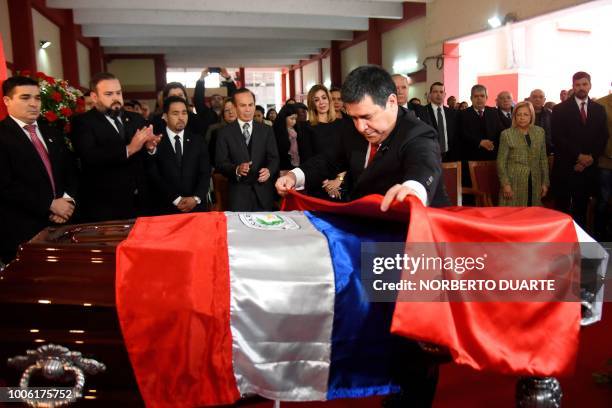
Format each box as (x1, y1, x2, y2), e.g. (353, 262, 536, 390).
(275, 172, 297, 196)
(380, 184, 418, 212)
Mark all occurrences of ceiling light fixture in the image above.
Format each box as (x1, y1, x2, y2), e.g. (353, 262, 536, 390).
(488, 16, 502, 29)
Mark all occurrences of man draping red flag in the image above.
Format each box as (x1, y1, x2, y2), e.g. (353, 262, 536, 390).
(0, 34, 9, 120)
(117, 193, 584, 407)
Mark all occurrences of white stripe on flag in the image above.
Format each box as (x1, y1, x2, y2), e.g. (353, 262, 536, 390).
(226, 212, 335, 401)
(573, 221, 609, 326)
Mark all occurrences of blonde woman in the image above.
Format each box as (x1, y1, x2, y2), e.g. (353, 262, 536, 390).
(497, 101, 549, 206)
(301, 84, 345, 199)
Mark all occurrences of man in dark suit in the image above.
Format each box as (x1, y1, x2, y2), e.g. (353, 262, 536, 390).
(552, 71, 609, 229)
(215, 88, 279, 211)
(277, 65, 448, 210)
(72, 72, 161, 222)
(458, 84, 503, 161)
(529, 89, 553, 154)
(146, 96, 211, 215)
(276, 64, 445, 407)
(416, 82, 458, 162)
(151, 82, 207, 138)
(496, 91, 514, 129)
(0, 76, 77, 263)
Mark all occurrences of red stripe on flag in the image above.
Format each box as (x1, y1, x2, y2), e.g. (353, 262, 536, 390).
(116, 213, 239, 407)
(392, 199, 580, 377)
(0, 34, 8, 120)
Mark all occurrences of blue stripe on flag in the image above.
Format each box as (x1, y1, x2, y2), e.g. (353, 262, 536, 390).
(305, 211, 407, 400)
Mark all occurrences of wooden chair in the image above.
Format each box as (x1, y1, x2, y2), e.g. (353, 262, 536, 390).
(468, 160, 500, 207)
(442, 161, 462, 206)
(212, 172, 229, 211)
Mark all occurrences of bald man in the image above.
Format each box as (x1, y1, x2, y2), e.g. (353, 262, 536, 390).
(529, 89, 553, 153)
(496, 91, 514, 129)
(392, 74, 421, 120)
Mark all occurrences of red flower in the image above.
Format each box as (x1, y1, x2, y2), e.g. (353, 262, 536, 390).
(21, 70, 31, 77)
(46, 76, 56, 85)
(44, 111, 58, 122)
(36, 71, 47, 79)
(51, 92, 62, 102)
(60, 107, 73, 117)
(76, 98, 85, 107)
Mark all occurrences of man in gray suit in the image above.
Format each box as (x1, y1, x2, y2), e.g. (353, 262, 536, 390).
(215, 88, 279, 211)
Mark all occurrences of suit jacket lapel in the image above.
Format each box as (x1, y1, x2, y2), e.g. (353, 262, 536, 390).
(427, 105, 438, 130)
(234, 121, 250, 159)
(249, 123, 262, 162)
(122, 113, 136, 142)
(38, 123, 61, 184)
(93, 109, 123, 142)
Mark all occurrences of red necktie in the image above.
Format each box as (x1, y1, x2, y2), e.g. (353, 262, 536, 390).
(478, 110, 484, 118)
(367, 143, 379, 167)
(24, 124, 56, 196)
(580, 102, 587, 124)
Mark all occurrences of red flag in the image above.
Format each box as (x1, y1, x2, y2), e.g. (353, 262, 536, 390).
(116, 213, 239, 407)
(284, 192, 581, 377)
(390, 199, 580, 377)
(0, 34, 8, 120)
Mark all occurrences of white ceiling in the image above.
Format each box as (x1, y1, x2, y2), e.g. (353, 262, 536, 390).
(46, 0, 424, 68)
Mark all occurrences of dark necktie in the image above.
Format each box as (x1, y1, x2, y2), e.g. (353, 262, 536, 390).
(580, 102, 587, 124)
(174, 135, 182, 168)
(437, 107, 447, 153)
(243, 122, 251, 145)
(113, 116, 125, 141)
(506, 112, 511, 120)
(367, 143, 378, 167)
(478, 110, 484, 118)
(24, 124, 56, 196)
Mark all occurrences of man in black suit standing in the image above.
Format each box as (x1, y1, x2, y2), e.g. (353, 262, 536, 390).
(72, 72, 161, 222)
(552, 71, 609, 229)
(276, 65, 448, 210)
(417, 82, 458, 162)
(458, 84, 503, 161)
(0, 76, 77, 263)
(146, 96, 210, 215)
(276, 64, 445, 407)
(496, 91, 514, 129)
(215, 88, 279, 211)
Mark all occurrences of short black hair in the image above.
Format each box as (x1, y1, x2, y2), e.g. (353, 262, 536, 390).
(572, 71, 591, 83)
(90, 72, 117, 93)
(163, 96, 188, 114)
(233, 87, 256, 103)
(255, 105, 265, 114)
(2, 76, 38, 97)
(341, 65, 395, 107)
(329, 86, 342, 93)
(162, 82, 188, 100)
(429, 82, 444, 93)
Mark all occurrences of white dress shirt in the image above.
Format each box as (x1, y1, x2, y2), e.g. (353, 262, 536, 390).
(575, 96, 588, 116)
(165, 128, 200, 206)
(237, 119, 254, 138)
(431, 103, 448, 149)
(11, 115, 48, 151)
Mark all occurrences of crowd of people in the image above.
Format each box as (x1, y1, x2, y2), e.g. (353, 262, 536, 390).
(1, 65, 610, 264)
